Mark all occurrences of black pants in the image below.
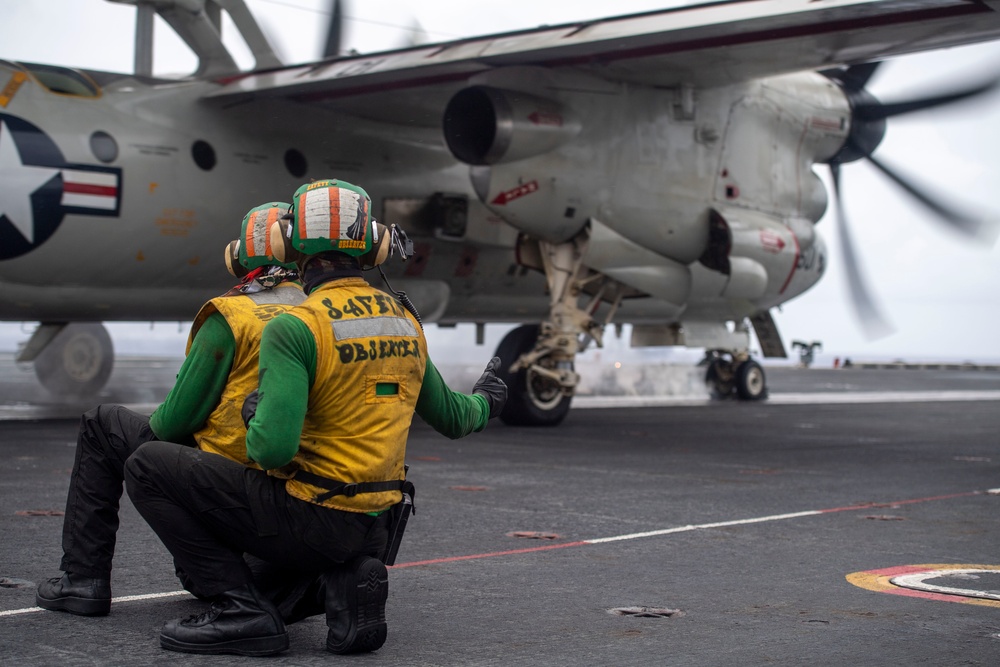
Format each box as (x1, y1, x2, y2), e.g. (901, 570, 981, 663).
(60, 405, 156, 579)
(124, 441, 389, 598)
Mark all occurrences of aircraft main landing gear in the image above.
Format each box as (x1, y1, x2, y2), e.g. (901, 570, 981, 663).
(19, 323, 115, 397)
(703, 350, 767, 401)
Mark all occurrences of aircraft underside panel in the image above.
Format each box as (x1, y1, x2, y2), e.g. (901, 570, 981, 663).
(0, 282, 226, 322)
(208, 1, 1000, 105)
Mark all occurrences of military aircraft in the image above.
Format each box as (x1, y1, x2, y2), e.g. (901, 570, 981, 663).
(1, 0, 998, 425)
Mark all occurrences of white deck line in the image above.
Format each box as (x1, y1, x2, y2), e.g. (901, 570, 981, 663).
(572, 390, 1000, 409)
(0, 591, 190, 617)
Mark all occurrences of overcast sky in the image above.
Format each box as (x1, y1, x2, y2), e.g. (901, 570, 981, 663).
(2, 0, 999, 364)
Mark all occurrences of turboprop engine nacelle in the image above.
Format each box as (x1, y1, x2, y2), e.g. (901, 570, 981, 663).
(443, 86, 581, 165)
(697, 207, 826, 307)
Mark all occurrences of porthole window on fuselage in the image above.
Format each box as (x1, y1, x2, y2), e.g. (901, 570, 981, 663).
(90, 131, 118, 163)
(285, 149, 307, 178)
(192, 140, 216, 171)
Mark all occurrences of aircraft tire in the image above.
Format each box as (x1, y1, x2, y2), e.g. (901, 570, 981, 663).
(34, 323, 114, 396)
(495, 324, 572, 427)
(735, 359, 767, 401)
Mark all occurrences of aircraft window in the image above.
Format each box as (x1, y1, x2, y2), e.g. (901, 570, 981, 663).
(285, 149, 307, 178)
(90, 131, 118, 163)
(192, 140, 216, 171)
(20, 63, 99, 97)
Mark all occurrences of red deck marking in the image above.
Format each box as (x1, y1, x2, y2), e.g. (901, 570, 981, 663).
(389, 490, 987, 570)
(390, 541, 588, 569)
(819, 491, 979, 514)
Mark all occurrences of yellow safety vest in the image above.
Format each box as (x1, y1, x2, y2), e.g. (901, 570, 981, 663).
(279, 277, 426, 513)
(187, 282, 305, 465)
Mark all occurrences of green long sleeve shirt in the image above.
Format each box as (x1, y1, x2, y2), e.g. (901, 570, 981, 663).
(148, 312, 234, 443)
(246, 313, 489, 471)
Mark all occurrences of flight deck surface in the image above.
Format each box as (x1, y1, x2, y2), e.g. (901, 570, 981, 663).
(2, 363, 999, 665)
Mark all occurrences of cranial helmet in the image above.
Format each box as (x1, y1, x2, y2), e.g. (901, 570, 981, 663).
(270, 179, 391, 268)
(224, 202, 297, 278)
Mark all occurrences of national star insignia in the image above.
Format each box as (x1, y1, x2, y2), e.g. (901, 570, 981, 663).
(0, 119, 60, 244)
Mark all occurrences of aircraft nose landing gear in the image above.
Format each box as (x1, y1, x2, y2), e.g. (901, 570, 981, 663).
(703, 350, 768, 401)
(497, 230, 624, 426)
(495, 324, 575, 426)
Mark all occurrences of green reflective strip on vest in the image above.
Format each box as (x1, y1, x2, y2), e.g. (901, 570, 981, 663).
(376, 382, 399, 396)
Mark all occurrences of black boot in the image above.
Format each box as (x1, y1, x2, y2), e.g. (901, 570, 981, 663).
(36, 572, 111, 616)
(325, 556, 388, 654)
(159, 582, 289, 656)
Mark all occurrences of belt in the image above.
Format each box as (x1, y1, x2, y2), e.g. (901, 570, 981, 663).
(294, 470, 405, 504)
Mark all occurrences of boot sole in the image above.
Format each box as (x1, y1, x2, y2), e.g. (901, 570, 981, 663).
(35, 592, 110, 617)
(328, 558, 388, 654)
(160, 632, 289, 656)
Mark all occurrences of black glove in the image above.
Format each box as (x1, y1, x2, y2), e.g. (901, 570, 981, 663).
(241, 389, 259, 429)
(473, 357, 507, 419)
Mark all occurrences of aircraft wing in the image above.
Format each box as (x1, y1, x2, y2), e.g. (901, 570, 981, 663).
(206, 0, 1000, 122)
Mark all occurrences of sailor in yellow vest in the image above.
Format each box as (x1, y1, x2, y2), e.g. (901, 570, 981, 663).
(36, 203, 305, 616)
(124, 179, 507, 657)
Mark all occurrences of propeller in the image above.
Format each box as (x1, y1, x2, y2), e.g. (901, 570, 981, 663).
(853, 78, 1000, 121)
(321, 0, 344, 59)
(828, 161, 894, 339)
(319, 1, 432, 58)
(824, 63, 1000, 338)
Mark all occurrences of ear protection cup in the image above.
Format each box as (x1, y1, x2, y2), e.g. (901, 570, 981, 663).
(360, 221, 391, 269)
(270, 218, 305, 265)
(225, 240, 250, 278)
(269, 220, 287, 263)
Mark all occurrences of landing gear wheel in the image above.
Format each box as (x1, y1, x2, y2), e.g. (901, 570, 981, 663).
(34, 323, 114, 396)
(495, 324, 572, 427)
(735, 359, 767, 401)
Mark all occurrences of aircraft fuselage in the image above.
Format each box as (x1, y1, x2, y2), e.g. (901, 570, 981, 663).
(0, 60, 832, 328)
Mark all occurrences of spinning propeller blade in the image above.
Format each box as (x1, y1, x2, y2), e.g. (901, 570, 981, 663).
(829, 163, 895, 340)
(321, 0, 343, 59)
(865, 153, 999, 243)
(854, 71, 1000, 241)
(853, 77, 1000, 120)
(826, 61, 1000, 335)
(838, 62, 883, 92)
